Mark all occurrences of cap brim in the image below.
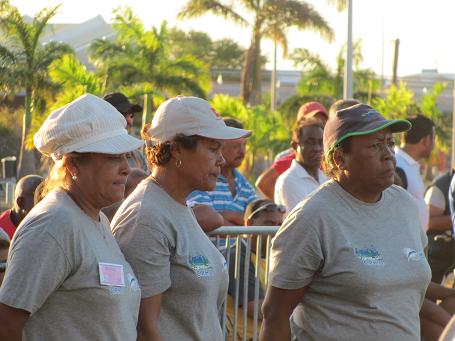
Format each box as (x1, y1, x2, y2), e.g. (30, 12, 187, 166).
(198, 126, 252, 140)
(75, 133, 143, 154)
(331, 119, 411, 152)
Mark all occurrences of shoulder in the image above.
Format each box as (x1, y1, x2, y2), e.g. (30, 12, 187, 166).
(234, 169, 255, 191)
(384, 185, 418, 209)
(16, 190, 79, 238)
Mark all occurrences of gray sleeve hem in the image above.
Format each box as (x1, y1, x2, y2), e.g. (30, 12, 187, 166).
(140, 282, 171, 298)
(270, 278, 311, 290)
(0, 297, 38, 314)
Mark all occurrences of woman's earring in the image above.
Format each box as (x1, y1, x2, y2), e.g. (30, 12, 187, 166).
(175, 159, 182, 168)
(72, 175, 78, 180)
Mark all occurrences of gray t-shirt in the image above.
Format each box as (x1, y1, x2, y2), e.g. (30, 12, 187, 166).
(0, 189, 141, 341)
(270, 180, 431, 341)
(112, 179, 229, 341)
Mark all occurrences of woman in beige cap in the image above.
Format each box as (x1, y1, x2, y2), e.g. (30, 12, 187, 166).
(0, 94, 142, 340)
(111, 96, 251, 341)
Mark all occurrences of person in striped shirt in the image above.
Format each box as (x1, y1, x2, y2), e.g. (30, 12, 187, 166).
(187, 118, 257, 232)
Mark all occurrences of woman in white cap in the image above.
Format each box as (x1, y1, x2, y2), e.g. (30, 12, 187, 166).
(0, 94, 142, 340)
(111, 96, 251, 341)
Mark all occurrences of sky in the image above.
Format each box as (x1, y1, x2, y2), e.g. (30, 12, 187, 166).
(11, 0, 455, 77)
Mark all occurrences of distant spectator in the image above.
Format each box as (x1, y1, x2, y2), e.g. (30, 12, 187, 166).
(256, 101, 328, 200)
(395, 114, 435, 231)
(424, 170, 454, 283)
(188, 117, 257, 232)
(0, 175, 43, 239)
(274, 118, 328, 212)
(102, 168, 148, 221)
(104, 92, 148, 171)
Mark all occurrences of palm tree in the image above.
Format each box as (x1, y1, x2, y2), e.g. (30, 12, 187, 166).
(178, 0, 333, 104)
(89, 7, 210, 102)
(0, 0, 73, 177)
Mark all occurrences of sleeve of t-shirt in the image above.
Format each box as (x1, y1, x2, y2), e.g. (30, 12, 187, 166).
(424, 186, 445, 210)
(186, 190, 213, 208)
(269, 211, 323, 290)
(116, 223, 172, 298)
(0, 229, 71, 314)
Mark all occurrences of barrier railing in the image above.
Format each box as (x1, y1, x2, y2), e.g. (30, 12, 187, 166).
(209, 226, 279, 341)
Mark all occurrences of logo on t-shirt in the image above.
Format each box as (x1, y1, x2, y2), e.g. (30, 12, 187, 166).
(403, 248, 425, 262)
(189, 255, 213, 278)
(354, 246, 385, 266)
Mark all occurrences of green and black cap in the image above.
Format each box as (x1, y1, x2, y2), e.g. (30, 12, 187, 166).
(323, 103, 411, 154)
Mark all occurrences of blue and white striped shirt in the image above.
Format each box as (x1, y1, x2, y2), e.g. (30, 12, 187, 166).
(187, 169, 257, 212)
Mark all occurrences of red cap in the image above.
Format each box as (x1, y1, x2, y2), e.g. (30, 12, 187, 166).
(297, 101, 328, 121)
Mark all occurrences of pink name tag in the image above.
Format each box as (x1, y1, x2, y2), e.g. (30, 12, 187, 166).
(99, 262, 125, 287)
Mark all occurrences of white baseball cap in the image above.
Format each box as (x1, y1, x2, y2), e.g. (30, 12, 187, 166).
(34, 94, 143, 161)
(147, 96, 251, 143)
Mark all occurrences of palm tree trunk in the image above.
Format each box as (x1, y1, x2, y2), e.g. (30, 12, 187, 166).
(241, 27, 262, 105)
(250, 30, 262, 105)
(17, 88, 37, 178)
(241, 46, 254, 104)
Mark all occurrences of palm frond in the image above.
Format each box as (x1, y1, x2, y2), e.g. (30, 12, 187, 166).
(178, 0, 248, 26)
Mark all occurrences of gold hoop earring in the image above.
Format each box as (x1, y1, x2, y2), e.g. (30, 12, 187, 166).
(175, 159, 182, 168)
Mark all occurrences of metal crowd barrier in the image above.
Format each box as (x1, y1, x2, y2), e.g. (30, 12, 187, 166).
(209, 226, 279, 341)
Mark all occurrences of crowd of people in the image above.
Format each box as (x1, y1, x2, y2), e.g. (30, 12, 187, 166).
(0, 91, 454, 340)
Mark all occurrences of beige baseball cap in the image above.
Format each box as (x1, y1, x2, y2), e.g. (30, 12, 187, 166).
(34, 94, 143, 161)
(147, 96, 251, 143)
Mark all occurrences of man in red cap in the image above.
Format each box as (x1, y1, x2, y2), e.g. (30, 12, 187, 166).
(256, 101, 327, 200)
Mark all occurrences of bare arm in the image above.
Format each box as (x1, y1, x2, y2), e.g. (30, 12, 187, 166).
(425, 281, 455, 301)
(192, 205, 241, 232)
(255, 167, 279, 200)
(0, 303, 30, 341)
(137, 294, 163, 341)
(427, 205, 452, 232)
(220, 211, 244, 226)
(259, 286, 306, 341)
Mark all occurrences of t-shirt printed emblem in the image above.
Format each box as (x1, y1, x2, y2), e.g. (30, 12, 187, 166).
(403, 248, 425, 262)
(354, 246, 385, 266)
(189, 255, 213, 278)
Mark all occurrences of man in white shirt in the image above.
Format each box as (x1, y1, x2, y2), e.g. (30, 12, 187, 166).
(275, 117, 328, 212)
(395, 114, 435, 231)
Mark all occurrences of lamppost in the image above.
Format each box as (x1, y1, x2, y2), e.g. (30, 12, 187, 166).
(344, 0, 353, 99)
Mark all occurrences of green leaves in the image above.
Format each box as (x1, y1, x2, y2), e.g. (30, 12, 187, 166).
(89, 7, 210, 100)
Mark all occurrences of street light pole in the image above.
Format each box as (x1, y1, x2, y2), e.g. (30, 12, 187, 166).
(344, 0, 353, 99)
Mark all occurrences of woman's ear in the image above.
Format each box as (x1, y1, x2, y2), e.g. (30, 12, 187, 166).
(169, 141, 183, 161)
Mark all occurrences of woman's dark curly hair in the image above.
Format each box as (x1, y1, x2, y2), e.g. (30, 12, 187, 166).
(141, 124, 200, 168)
(321, 138, 351, 179)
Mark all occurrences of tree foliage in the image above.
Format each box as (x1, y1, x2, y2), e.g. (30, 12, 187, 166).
(167, 27, 245, 69)
(89, 7, 211, 101)
(0, 0, 73, 176)
(179, 0, 333, 104)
